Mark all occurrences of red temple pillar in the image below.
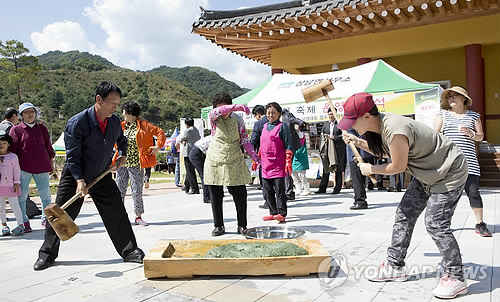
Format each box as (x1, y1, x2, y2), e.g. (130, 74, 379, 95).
(357, 58, 371, 65)
(465, 44, 486, 140)
(271, 68, 284, 75)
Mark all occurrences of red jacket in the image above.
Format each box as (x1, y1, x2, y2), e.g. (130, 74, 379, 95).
(114, 119, 166, 169)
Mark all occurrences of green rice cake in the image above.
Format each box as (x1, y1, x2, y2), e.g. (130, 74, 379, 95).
(204, 241, 309, 258)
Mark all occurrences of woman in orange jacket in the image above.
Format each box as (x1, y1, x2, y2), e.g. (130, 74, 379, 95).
(115, 101, 166, 226)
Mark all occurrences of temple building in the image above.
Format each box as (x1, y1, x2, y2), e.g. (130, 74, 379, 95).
(192, 0, 499, 143)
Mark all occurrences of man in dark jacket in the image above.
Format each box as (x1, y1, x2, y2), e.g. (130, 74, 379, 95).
(34, 81, 144, 271)
(346, 129, 372, 210)
(0, 107, 19, 133)
(281, 109, 305, 201)
(176, 118, 201, 194)
(316, 108, 346, 194)
(251, 105, 268, 207)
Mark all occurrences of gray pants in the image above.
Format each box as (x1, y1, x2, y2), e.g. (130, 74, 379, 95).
(116, 166, 144, 216)
(387, 178, 465, 280)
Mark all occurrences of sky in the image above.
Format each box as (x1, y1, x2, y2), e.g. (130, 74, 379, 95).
(0, 0, 286, 89)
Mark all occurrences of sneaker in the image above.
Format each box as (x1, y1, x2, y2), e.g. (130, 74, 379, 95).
(475, 222, 492, 237)
(262, 215, 275, 221)
(2, 226, 10, 236)
(11, 225, 24, 236)
(135, 218, 149, 226)
(432, 276, 468, 299)
(41, 218, 47, 227)
(273, 214, 286, 222)
(365, 262, 407, 282)
(300, 191, 311, 196)
(23, 221, 32, 233)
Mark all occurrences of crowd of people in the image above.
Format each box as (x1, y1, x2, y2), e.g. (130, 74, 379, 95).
(0, 81, 492, 299)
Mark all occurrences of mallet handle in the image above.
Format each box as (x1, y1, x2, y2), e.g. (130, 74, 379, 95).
(321, 90, 377, 185)
(60, 164, 117, 210)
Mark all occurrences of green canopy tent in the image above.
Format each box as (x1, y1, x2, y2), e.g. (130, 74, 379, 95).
(52, 132, 66, 155)
(201, 60, 442, 129)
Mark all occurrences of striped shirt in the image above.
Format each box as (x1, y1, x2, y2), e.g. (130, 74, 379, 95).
(440, 110, 480, 176)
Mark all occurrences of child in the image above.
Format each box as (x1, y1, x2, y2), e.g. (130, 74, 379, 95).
(260, 102, 292, 222)
(0, 132, 24, 236)
(291, 124, 311, 196)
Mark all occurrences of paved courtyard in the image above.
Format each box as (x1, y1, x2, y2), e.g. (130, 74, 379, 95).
(0, 183, 498, 302)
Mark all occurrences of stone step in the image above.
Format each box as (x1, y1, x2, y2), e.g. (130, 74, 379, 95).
(480, 178, 500, 187)
(478, 158, 500, 166)
(479, 152, 500, 159)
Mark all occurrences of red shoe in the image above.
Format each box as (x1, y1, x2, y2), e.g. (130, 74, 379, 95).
(273, 214, 286, 222)
(262, 215, 275, 221)
(23, 221, 32, 233)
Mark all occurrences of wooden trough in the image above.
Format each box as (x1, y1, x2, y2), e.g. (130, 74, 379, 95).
(144, 239, 331, 279)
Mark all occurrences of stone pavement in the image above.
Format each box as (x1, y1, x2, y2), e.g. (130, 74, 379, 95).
(0, 183, 498, 302)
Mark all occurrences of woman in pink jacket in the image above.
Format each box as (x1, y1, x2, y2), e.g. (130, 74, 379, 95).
(0, 132, 24, 236)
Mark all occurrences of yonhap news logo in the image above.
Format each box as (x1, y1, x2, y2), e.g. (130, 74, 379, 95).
(318, 253, 349, 290)
(317, 253, 489, 291)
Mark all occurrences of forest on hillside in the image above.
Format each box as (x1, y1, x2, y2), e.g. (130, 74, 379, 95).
(0, 45, 249, 142)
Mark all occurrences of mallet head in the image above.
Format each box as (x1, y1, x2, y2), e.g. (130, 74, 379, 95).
(301, 80, 334, 103)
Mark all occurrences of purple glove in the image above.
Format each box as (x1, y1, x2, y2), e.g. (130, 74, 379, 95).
(251, 154, 260, 165)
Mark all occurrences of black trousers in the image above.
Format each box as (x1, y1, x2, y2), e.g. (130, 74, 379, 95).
(144, 167, 151, 183)
(258, 168, 263, 189)
(465, 174, 483, 208)
(284, 175, 295, 199)
(38, 165, 138, 261)
(349, 161, 367, 203)
(208, 185, 247, 228)
(318, 170, 343, 193)
(183, 156, 199, 193)
(263, 177, 287, 216)
(189, 146, 210, 201)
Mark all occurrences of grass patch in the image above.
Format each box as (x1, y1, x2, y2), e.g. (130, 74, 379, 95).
(28, 172, 175, 197)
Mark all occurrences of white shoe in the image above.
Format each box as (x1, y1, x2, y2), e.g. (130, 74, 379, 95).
(295, 183, 303, 196)
(432, 276, 468, 299)
(365, 262, 407, 282)
(300, 183, 311, 196)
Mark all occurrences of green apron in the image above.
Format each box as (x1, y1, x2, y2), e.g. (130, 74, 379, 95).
(204, 114, 251, 186)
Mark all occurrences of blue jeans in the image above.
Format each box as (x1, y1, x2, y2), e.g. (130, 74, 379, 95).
(174, 156, 180, 185)
(20, 171, 51, 222)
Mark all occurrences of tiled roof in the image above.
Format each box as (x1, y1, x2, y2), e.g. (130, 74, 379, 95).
(192, 0, 500, 65)
(193, 0, 366, 28)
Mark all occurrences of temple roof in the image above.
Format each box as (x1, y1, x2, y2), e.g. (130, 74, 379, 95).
(192, 0, 499, 65)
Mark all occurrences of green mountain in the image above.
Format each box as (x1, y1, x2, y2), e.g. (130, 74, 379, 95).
(0, 50, 252, 142)
(149, 66, 249, 100)
(38, 50, 117, 71)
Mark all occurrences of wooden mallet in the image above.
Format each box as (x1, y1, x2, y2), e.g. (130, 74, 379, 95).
(44, 164, 116, 241)
(301, 80, 377, 185)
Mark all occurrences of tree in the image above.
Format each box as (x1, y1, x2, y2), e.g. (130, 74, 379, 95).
(49, 89, 65, 109)
(0, 40, 42, 105)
